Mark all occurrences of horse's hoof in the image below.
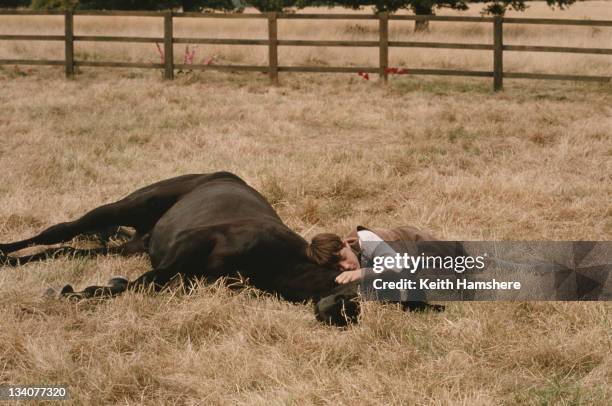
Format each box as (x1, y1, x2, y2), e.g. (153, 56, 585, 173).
(315, 294, 360, 327)
(108, 276, 128, 289)
(60, 284, 74, 295)
(430, 304, 446, 312)
(402, 301, 445, 313)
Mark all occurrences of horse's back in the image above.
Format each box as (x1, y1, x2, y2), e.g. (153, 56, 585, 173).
(147, 172, 284, 265)
(155, 173, 280, 230)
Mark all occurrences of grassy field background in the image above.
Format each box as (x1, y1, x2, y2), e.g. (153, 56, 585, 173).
(0, 2, 611, 405)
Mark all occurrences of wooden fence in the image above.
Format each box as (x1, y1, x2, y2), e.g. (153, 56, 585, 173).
(1, 10, 611, 90)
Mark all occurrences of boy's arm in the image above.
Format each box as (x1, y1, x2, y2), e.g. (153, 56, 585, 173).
(335, 241, 402, 284)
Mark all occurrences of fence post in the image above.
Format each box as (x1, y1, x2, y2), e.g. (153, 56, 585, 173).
(268, 12, 278, 85)
(493, 15, 503, 91)
(64, 10, 74, 78)
(379, 12, 388, 83)
(163, 11, 174, 80)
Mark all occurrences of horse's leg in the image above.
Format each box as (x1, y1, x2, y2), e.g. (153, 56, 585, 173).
(58, 227, 222, 299)
(86, 225, 136, 246)
(59, 268, 179, 299)
(0, 200, 143, 255)
(2, 233, 148, 266)
(402, 301, 445, 312)
(60, 275, 131, 299)
(3, 247, 109, 266)
(127, 268, 181, 292)
(1, 173, 234, 257)
(0, 179, 188, 257)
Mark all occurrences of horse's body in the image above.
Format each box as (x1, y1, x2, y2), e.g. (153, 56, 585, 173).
(0, 172, 359, 325)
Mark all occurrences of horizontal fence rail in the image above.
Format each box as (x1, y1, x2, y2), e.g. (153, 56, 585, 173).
(0, 10, 610, 89)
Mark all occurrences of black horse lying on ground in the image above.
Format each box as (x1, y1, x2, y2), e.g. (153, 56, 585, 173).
(0, 172, 359, 325)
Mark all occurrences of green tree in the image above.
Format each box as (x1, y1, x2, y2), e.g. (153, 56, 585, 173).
(332, 0, 468, 31)
(472, 0, 576, 16)
(328, 0, 576, 31)
(182, 0, 241, 12)
(29, 0, 239, 10)
(237, 0, 301, 12)
(77, 0, 181, 9)
(30, 0, 78, 9)
(0, 0, 31, 8)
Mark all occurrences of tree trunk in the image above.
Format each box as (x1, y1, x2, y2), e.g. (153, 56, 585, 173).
(413, 5, 433, 33)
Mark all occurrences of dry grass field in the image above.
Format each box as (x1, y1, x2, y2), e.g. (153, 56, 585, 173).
(1, 2, 611, 405)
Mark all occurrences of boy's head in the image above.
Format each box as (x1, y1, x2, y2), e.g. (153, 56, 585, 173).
(306, 233, 360, 272)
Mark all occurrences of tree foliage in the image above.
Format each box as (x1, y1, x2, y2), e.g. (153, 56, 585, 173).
(22, 0, 579, 18)
(182, 0, 240, 12)
(29, 0, 239, 10)
(241, 0, 295, 12)
(0, 0, 31, 8)
(78, 1, 181, 9)
(316, 0, 576, 31)
(30, 0, 78, 9)
(331, 0, 466, 14)
(472, 0, 576, 16)
(27, 0, 306, 12)
(329, 0, 576, 16)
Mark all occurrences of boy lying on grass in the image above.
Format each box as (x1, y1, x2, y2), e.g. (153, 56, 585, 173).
(306, 225, 446, 312)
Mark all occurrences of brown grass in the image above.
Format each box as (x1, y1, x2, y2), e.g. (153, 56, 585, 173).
(0, 2, 611, 405)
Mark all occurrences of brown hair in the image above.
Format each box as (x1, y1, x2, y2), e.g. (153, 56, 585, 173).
(306, 233, 343, 267)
